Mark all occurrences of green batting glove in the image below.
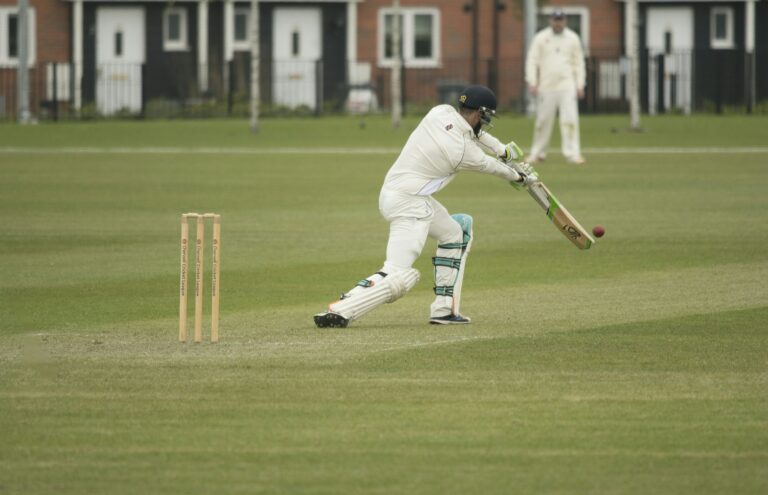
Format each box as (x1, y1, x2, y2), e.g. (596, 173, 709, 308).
(509, 162, 539, 190)
(502, 141, 524, 163)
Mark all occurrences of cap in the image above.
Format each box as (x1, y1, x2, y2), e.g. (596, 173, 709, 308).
(458, 85, 497, 112)
(551, 8, 565, 19)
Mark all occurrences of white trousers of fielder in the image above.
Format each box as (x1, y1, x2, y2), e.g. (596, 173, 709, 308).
(529, 88, 582, 162)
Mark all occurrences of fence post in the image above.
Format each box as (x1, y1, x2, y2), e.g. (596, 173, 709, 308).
(640, 48, 649, 113)
(141, 63, 147, 119)
(656, 53, 665, 114)
(588, 57, 597, 113)
(715, 52, 722, 114)
(400, 57, 406, 116)
(745, 52, 753, 114)
(227, 60, 234, 116)
(315, 59, 323, 116)
(52, 62, 59, 122)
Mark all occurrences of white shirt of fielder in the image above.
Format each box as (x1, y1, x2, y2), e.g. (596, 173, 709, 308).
(525, 23, 587, 164)
(526, 26, 586, 93)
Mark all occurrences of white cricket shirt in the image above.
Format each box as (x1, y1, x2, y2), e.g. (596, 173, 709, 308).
(525, 27, 586, 92)
(382, 105, 519, 196)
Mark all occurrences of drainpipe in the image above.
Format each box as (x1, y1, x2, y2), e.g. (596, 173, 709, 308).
(73, 0, 83, 111)
(198, 0, 208, 93)
(17, 0, 30, 123)
(523, 0, 535, 116)
(745, 0, 755, 112)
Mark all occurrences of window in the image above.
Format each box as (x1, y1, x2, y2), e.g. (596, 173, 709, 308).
(0, 7, 36, 66)
(115, 31, 123, 57)
(163, 7, 188, 51)
(537, 6, 590, 54)
(8, 14, 17, 58)
(413, 14, 433, 58)
(233, 7, 250, 50)
(292, 31, 299, 57)
(378, 8, 440, 68)
(710, 7, 734, 49)
(664, 31, 673, 55)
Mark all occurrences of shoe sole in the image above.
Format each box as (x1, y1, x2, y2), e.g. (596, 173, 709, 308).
(429, 319, 471, 325)
(314, 313, 349, 328)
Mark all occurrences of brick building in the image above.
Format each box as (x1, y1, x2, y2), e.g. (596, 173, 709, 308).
(355, 0, 622, 110)
(0, 0, 764, 119)
(0, 0, 70, 118)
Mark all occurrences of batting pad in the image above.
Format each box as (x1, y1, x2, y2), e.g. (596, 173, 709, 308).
(431, 213, 473, 318)
(330, 269, 420, 321)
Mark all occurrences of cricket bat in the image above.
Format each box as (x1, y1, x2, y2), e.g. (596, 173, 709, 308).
(509, 162, 594, 250)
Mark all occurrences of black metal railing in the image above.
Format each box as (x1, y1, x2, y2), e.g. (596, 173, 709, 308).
(1, 51, 765, 121)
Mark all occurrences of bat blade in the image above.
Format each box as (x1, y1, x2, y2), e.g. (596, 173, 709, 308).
(527, 182, 594, 250)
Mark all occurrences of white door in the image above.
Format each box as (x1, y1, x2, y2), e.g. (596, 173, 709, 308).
(646, 7, 693, 114)
(272, 7, 322, 110)
(96, 7, 145, 115)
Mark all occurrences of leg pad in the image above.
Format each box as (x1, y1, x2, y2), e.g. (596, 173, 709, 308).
(329, 268, 420, 321)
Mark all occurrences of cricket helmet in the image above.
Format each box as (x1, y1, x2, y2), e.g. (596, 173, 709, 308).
(458, 85, 497, 126)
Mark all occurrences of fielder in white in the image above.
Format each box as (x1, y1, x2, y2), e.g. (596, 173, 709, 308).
(314, 85, 538, 328)
(525, 9, 587, 164)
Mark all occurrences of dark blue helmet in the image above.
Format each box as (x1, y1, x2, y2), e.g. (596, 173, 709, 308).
(458, 85, 497, 127)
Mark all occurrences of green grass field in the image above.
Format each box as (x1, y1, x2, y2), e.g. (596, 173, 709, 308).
(1, 115, 767, 494)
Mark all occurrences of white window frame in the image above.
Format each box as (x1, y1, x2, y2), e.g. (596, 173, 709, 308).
(232, 6, 250, 51)
(163, 6, 188, 51)
(538, 5, 590, 55)
(0, 7, 36, 66)
(710, 7, 734, 49)
(378, 7, 440, 69)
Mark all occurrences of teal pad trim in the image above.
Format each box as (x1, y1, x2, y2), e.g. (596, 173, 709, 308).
(434, 286, 455, 297)
(432, 256, 461, 269)
(356, 279, 373, 288)
(437, 241, 466, 250)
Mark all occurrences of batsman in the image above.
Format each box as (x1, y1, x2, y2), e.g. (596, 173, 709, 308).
(314, 85, 537, 328)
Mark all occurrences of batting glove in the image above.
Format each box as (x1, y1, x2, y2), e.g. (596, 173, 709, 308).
(509, 162, 539, 190)
(516, 161, 538, 178)
(502, 141, 524, 163)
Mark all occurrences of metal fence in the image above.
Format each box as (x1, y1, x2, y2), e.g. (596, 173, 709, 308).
(1, 51, 765, 122)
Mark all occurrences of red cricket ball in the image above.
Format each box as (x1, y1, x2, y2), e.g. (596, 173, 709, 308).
(592, 225, 605, 238)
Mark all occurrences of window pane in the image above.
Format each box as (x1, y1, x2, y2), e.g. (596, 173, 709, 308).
(536, 14, 548, 31)
(714, 13, 727, 40)
(235, 12, 248, 41)
(115, 31, 123, 57)
(384, 14, 403, 59)
(566, 16, 581, 37)
(664, 31, 672, 54)
(168, 13, 181, 41)
(8, 14, 18, 58)
(414, 14, 432, 58)
(292, 31, 299, 56)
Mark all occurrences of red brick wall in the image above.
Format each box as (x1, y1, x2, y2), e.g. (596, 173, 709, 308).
(356, 0, 621, 109)
(548, 0, 622, 57)
(0, 0, 70, 62)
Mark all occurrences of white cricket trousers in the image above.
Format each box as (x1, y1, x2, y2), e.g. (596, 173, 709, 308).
(378, 187, 464, 317)
(529, 88, 582, 161)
